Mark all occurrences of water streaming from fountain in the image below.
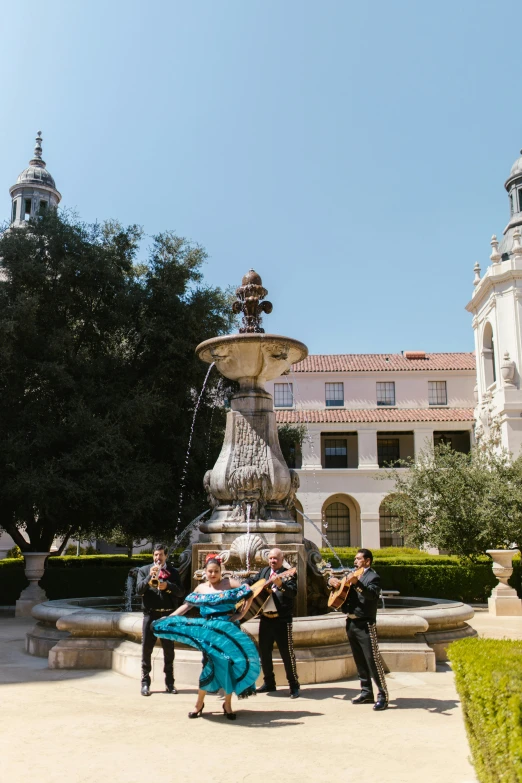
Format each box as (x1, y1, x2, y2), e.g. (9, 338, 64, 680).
(245, 502, 252, 572)
(286, 368, 338, 545)
(169, 509, 210, 552)
(124, 572, 136, 612)
(294, 507, 345, 570)
(177, 362, 215, 526)
(204, 377, 223, 470)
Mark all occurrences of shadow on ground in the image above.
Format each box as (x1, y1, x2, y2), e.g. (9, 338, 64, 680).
(390, 697, 460, 715)
(191, 708, 324, 727)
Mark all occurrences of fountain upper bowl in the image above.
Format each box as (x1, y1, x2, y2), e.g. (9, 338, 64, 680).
(196, 333, 308, 386)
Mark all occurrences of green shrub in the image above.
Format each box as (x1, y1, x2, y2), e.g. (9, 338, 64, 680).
(5, 545, 23, 559)
(377, 563, 500, 602)
(449, 638, 522, 782)
(0, 554, 153, 605)
(0, 559, 29, 604)
(0, 552, 519, 606)
(320, 550, 522, 602)
(320, 547, 462, 564)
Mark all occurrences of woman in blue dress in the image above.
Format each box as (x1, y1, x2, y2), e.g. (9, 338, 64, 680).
(152, 554, 260, 720)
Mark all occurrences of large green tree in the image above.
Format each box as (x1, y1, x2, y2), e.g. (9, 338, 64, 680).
(0, 211, 233, 552)
(381, 439, 522, 560)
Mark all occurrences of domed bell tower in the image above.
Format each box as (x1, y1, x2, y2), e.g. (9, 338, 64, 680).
(466, 149, 522, 454)
(9, 131, 61, 226)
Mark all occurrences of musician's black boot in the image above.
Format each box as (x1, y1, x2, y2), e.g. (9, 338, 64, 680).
(289, 686, 301, 699)
(165, 684, 178, 694)
(141, 684, 151, 697)
(257, 683, 277, 694)
(373, 694, 388, 711)
(352, 692, 374, 704)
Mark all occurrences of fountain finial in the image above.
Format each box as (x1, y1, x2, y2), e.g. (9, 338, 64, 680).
(232, 269, 273, 333)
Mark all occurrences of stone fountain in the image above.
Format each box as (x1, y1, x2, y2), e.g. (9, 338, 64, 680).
(190, 270, 309, 609)
(26, 269, 477, 683)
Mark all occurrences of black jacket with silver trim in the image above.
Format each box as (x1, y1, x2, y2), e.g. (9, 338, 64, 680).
(341, 567, 381, 622)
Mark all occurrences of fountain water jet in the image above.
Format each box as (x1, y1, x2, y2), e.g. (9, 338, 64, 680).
(177, 362, 215, 527)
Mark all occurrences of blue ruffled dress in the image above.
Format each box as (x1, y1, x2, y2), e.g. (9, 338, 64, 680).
(152, 584, 260, 698)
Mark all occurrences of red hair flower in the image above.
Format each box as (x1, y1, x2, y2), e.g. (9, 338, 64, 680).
(205, 553, 222, 564)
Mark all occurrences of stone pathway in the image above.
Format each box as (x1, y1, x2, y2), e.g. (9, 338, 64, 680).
(468, 606, 522, 640)
(0, 618, 476, 783)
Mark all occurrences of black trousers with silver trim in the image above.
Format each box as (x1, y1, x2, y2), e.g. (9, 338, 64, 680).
(141, 611, 175, 687)
(347, 617, 388, 700)
(259, 615, 299, 689)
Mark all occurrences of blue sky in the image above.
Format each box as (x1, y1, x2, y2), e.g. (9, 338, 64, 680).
(1, 0, 521, 355)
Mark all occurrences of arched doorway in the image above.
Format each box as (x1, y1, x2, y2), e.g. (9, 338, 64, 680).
(322, 494, 361, 548)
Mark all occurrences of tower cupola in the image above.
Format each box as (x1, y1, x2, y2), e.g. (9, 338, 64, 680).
(9, 132, 61, 226)
(499, 149, 522, 260)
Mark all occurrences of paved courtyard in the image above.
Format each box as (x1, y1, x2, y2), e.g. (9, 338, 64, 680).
(0, 617, 479, 783)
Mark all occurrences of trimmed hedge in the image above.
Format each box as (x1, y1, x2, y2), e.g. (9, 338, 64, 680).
(1, 552, 520, 605)
(320, 548, 522, 602)
(0, 555, 154, 605)
(377, 563, 501, 603)
(321, 546, 448, 561)
(449, 638, 522, 782)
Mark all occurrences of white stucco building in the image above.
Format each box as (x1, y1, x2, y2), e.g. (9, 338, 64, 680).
(267, 353, 476, 550)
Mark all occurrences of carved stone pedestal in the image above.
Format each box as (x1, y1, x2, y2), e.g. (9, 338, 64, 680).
(486, 549, 522, 616)
(15, 553, 48, 617)
(199, 384, 302, 546)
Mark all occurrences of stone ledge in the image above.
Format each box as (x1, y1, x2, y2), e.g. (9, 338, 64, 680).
(25, 622, 70, 658)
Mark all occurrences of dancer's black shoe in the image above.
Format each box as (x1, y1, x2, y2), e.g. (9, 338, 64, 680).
(223, 704, 237, 720)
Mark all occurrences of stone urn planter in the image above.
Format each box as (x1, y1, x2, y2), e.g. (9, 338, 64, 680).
(486, 549, 522, 616)
(15, 552, 49, 617)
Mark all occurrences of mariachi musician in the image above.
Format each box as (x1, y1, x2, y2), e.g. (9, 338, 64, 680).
(244, 547, 300, 699)
(136, 544, 185, 697)
(327, 548, 389, 711)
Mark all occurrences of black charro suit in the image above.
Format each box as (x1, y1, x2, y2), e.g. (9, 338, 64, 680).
(245, 565, 299, 691)
(335, 568, 388, 702)
(136, 561, 185, 689)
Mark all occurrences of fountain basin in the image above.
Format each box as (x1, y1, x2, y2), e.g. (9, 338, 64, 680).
(195, 333, 308, 388)
(27, 595, 476, 681)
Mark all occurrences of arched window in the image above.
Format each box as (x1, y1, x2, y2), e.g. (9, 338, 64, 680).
(379, 506, 404, 548)
(324, 502, 350, 547)
(483, 322, 496, 387)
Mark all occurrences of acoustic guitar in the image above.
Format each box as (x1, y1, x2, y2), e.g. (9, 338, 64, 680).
(328, 566, 365, 610)
(236, 566, 297, 611)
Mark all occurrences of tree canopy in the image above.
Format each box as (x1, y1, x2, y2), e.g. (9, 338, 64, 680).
(381, 439, 522, 560)
(0, 211, 234, 552)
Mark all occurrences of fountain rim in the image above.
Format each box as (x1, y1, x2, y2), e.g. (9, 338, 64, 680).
(195, 332, 309, 363)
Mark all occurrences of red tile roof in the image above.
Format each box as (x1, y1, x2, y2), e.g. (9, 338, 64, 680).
(292, 353, 476, 373)
(275, 408, 475, 424)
